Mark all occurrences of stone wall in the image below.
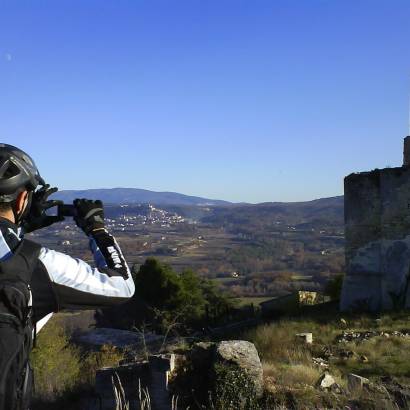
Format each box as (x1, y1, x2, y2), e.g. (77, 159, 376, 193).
(94, 341, 263, 409)
(95, 355, 175, 410)
(341, 137, 410, 311)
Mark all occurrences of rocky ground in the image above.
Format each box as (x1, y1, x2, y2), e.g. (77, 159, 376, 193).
(241, 311, 410, 409)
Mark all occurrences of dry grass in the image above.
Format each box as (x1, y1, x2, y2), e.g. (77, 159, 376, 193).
(242, 312, 410, 408)
(263, 362, 321, 389)
(339, 336, 410, 380)
(244, 320, 340, 364)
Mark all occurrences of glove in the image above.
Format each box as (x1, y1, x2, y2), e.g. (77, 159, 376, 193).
(73, 199, 105, 235)
(23, 185, 64, 233)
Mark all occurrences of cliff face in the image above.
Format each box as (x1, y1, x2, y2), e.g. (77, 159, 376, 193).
(341, 137, 410, 311)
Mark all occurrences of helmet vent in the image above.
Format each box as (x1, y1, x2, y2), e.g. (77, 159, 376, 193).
(5, 162, 20, 178)
(0, 160, 21, 179)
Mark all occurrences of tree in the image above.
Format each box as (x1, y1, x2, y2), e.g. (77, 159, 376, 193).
(97, 258, 233, 332)
(179, 269, 207, 322)
(134, 258, 183, 311)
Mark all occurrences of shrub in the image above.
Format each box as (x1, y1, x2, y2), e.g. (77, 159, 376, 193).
(31, 317, 125, 408)
(81, 344, 125, 386)
(31, 319, 82, 400)
(211, 363, 260, 410)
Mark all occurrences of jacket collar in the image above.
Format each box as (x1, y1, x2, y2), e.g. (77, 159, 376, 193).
(0, 217, 22, 260)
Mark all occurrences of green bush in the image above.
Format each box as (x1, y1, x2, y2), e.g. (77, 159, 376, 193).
(133, 258, 232, 329)
(80, 344, 125, 386)
(31, 319, 82, 400)
(212, 363, 260, 410)
(31, 317, 125, 408)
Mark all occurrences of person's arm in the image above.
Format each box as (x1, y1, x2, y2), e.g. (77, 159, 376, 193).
(37, 228, 134, 310)
(33, 199, 135, 313)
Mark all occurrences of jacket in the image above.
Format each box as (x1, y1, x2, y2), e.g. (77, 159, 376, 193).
(0, 217, 135, 332)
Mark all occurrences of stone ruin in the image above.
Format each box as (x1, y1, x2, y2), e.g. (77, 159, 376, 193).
(95, 354, 176, 410)
(94, 340, 263, 410)
(341, 136, 410, 311)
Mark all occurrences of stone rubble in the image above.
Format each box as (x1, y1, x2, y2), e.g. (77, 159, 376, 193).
(316, 373, 336, 389)
(315, 373, 344, 394)
(312, 357, 330, 370)
(336, 330, 410, 344)
(295, 332, 313, 344)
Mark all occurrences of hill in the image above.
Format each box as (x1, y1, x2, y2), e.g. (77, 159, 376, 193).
(202, 196, 344, 228)
(53, 187, 232, 206)
(53, 188, 344, 224)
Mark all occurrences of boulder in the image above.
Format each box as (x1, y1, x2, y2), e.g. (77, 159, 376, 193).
(379, 376, 410, 408)
(348, 373, 370, 391)
(316, 373, 336, 389)
(214, 340, 264, 397)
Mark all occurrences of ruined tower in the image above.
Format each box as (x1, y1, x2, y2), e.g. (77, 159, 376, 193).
(341, 137, 410, 311)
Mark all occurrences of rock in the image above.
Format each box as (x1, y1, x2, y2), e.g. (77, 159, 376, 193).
(316, 373, 336, 389)
(214, 340, 264, 398)
(360, 355, 369, 363)
(348, 373, 370, 391)
(321, 346, 333, 359)
(340, 350, 355, 360)
(330, 383, 345, 394)
(380, 376, 410, 408)
(366, 382, 389, 395)
(312, 357, 329, 369)
(296, 332, 313, 344)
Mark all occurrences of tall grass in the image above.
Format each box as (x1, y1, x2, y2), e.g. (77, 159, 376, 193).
(112, 374, 180, 410)
(242, 312, 410, 408)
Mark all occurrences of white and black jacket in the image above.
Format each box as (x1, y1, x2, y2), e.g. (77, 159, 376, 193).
(0, 218, 135, 332)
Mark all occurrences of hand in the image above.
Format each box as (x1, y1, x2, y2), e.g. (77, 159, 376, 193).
(23, 185, 64, 233)
(73, 199, 105, 235)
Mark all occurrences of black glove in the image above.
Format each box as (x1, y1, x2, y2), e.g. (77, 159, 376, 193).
(23, 185, 64, 233)
(73, 199, 105, 235)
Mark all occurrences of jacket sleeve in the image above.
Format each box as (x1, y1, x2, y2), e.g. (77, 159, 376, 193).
(37, 229, 135, 310)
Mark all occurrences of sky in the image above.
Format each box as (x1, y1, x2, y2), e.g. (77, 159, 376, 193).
(1, 0, 410, 203)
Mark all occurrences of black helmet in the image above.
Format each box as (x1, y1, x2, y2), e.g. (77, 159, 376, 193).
(0, 144, 45, 202)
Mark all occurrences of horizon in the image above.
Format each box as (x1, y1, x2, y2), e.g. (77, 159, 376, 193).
(2, 1, 410, 202)
(56, 185, 344, 205)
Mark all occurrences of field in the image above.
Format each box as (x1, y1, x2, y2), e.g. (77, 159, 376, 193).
(31, 199, 345, 300)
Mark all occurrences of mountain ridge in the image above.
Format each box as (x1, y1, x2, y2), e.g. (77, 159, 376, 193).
(53, 187, 343, 209)
(53, 187, 232, 206)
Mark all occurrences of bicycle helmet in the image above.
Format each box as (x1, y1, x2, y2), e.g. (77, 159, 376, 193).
(0, 144, 45, 202)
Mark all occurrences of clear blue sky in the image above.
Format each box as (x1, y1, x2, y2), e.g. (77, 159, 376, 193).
(1, 0, 410, 203)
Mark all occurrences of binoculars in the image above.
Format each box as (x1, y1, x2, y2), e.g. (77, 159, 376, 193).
(57, 204, 78, 218)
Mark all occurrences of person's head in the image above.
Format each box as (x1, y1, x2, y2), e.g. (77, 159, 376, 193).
(0, 144, 44, 225)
